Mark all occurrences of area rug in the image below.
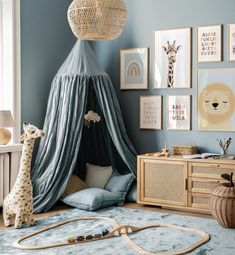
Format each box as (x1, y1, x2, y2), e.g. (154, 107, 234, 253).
(0, 207, 234, 255)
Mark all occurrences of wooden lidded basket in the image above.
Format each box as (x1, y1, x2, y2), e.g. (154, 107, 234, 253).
(209, 174, 235, 228)
(172, 146, 198, 155)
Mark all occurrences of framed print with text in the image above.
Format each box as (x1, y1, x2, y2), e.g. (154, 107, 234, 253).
(153, 27, 191, 89)
(166, 95, 191, 130)
(228, 24, 235, 61)
(197, 68, 235, 131)
(120, 48, 148, 90)
(140, 96, 162, 130)
(197, 25, 222, 62)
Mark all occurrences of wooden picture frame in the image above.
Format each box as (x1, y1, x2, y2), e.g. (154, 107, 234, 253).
(140, 95, 162, 130)
(166, 95, 191, 130)
(197, 25, 222, 63)
(228, 24, 235, 61)
(197, 68, 235, 131)
(153, 27, 191, 89)
(120, 48, 148, 90)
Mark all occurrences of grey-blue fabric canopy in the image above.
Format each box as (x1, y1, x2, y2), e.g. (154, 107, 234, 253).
(31, 40, 137, 213)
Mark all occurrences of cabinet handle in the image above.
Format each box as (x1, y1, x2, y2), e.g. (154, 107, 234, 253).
(206, 164, 221, 168)
(185, 178, 188, 190)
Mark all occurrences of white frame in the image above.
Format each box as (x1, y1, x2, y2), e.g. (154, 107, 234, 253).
(197, 25, 222, 63)
(228, 24, 235, 61)
(153, 27, 191, 89)
(166, 95, 191, 130)
(120, 48, 148, 90)
(0, 0, 21, 142)
(140, 95, 162, 130)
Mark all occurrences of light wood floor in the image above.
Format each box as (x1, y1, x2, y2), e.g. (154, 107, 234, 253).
(0, 202, 212, 231)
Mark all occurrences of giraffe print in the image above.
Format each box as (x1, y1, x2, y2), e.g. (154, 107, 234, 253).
(162, 40, 181, 88)
(3, 123, 45, 229)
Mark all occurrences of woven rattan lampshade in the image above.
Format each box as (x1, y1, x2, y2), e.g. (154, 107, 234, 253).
(67, 0, 128, 40)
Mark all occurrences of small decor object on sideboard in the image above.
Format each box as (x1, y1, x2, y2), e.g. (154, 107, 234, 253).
(153, 142, 170, 157)
(209, 173, 235, 228)
(217, 138, 232, 156)
(172, 145, 198, 155)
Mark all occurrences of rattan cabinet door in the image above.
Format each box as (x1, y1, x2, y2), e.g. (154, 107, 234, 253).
(138, 159, 188, 207)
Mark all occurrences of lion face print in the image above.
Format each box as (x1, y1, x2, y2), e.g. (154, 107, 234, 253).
(202, 89, 230, 116)
(199, 83, 235, 126)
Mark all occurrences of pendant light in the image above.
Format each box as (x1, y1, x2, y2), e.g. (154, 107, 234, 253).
(67, 0, 128, 40)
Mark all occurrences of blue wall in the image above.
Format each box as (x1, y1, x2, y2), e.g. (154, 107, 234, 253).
(92, 0, 235, 155)
(21, 0, 76, 127)
(21, 0, 235, 155)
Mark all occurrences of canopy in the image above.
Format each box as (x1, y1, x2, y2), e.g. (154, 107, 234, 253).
(31, 40, 137, 213)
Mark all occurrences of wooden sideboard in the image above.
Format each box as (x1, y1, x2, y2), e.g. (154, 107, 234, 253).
(137, 154, 235, 214)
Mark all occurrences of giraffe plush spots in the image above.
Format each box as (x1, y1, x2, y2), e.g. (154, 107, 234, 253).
(162, 40, 181, 88)
(3, 123, 45, 229)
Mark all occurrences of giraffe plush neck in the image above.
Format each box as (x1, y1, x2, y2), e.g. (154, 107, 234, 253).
(162, 40, 181, 88)
(3, 123, 45, 228)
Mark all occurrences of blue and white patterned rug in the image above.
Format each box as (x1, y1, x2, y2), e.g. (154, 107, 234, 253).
(0, 206, 234, 255)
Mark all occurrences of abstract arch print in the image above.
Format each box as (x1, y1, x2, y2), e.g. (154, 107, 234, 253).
(126, 61, 142, 77)
(120, 48, 148, 90)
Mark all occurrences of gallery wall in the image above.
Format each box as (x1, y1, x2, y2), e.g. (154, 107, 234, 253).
(92, 0, 235, 155)
(21, 0, 235, 156)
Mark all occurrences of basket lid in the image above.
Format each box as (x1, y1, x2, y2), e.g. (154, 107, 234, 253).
(211, 184, 235, 198)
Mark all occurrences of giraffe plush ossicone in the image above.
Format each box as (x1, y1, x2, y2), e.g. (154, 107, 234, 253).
(3, 123, 45, 228)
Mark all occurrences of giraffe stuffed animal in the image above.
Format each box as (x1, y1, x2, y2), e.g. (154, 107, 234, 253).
(3, 123, 45, 228)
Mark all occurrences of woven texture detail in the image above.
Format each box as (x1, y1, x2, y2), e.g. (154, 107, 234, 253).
(209, 185, 235, 228)
(173, 145, 198, 155)
(67, 0, 127, 40)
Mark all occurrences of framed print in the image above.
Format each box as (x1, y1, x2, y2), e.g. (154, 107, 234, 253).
(228, 24, 235, 61)
(197, 25, 222, 62)
(140, 95, 162, 130)
(197, 68, 235, 131)
(166, 95, 191, 130)
(120, 48, 148, 90)
(153, 27, 191, 89)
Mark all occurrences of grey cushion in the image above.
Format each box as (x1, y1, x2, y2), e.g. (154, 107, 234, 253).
(61, 188, 121, 211)
(104, 169, 134, 205)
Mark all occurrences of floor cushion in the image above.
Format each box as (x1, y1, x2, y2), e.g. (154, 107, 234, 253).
(85, 163, 112, 188)
(104, 169, 134, 205)
(63, 175, 89, 197)
(62, 188, 121, 211)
